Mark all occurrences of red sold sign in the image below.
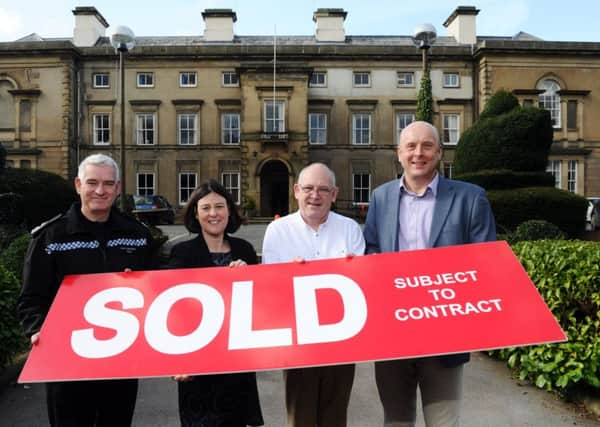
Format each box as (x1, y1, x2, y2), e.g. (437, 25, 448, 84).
(19, 241, 566, 383)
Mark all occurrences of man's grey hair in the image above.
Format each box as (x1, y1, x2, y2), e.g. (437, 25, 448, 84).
(297, 162, 336, 187)
(77, 154, 120, 181)
(399, 121, 442, 147)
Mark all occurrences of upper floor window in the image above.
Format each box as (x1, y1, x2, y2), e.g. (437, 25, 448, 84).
(353, 72, 371, 87)
(222, 72, 239, 87)
(396, 112, 415, 143)
(264, 100, 285, 133)
(178, 113, 198, 145)
(309, 72, 327, 87)
(92, 113, 110, 145)
(352, 113, 371, 145)
(136, 113, 156, 145)
(442, 114, 460, 144)
(222, 112, 240, 145)
(537, 79, 561, 128)
(443, 72, 460, 88)
(179, 72, 197, 87)
(137, 72, 154, 88)
(93, 73, 109, 88)
(308, 113, 327, 145)
(397, 72, 415, 87)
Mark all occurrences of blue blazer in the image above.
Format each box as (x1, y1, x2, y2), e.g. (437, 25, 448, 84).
(363, 175, 496, 366)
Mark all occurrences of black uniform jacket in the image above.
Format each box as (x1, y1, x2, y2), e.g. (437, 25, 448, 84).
(17, 203, 155, 337)
(166, 233, 258, 269)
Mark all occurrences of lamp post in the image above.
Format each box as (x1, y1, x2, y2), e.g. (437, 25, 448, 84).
(412, 23, 437, 123)
(110, 25, 135, 212)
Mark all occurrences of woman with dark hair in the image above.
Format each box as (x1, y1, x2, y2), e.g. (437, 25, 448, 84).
(167, 179, 264, 427)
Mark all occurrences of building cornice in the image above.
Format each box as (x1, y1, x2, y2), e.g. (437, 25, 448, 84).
(215, 99, 242, 106)
(557, 89, 591, 97)
(129, 100, 162, 106)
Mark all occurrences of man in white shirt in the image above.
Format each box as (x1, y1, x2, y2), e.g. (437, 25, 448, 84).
(262, 162, 365, 427)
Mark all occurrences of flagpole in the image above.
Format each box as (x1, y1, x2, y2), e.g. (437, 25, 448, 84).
(273, 25, 276, 132)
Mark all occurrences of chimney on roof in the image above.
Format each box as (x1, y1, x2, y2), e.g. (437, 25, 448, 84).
(443, 6, 479, 45)
(72, 7, 109, 47)
(202, 9, 236, 42)
(313, 8, 347, 42)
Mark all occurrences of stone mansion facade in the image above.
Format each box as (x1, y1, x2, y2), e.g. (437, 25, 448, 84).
(1, 6, 599, 216)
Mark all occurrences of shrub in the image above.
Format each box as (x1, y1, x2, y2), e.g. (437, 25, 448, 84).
(490, 240, 600, 394)
(455, 106, 553, 175)
(479, 89, 519, 119)
(0, 143, 6, 172)
(488, 187, 588, 237)
(455, 169, 555, 190)
(415, 74, 433, 123)
(0, 263, 28, 370)
(0, 168, 77, 230)
(1, 233, 31, 283)
(510, 220, 566, 243)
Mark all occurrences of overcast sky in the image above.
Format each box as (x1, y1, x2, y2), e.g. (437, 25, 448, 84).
(1, 0, 598, 42)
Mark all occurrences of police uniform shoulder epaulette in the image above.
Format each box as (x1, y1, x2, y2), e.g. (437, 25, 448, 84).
(30, 213, 63, 237)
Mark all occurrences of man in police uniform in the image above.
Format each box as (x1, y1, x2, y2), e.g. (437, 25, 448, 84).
(17, 154, 156, 426)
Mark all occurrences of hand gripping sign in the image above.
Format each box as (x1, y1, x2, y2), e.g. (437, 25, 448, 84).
(19, 241, 566, 383)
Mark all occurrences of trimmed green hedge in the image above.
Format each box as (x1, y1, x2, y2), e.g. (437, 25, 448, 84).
(490, 240, 600, 394)
(455, 106, 553, 175)
(509, 220, 566, 243)
(479, 89, 519, 120)
(488, 187, 588, 237)
(0, 263, 28, 370)
(0, 168, 77, 230)
(1, 233, 31, 283)
(455, 169, 555, 190)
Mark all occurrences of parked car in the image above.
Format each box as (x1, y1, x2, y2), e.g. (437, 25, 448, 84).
(115, 194, 176, 225)
(586, 197, 600, 231)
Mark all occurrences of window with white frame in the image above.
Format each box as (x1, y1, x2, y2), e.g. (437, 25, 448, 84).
(309, 112, 327, 145)
(136, 173, 155, 196)
(136, 72, 154, 88)
(546, 160, 562, 188)
(396, 112, 415, 143)
(353, 71, 371, 87)
(537, 79, 561, 128)
(222, 71, 239, 87)
(221, 112, 240, 145)
(567, 160, 578, 193)
(353, 173, 371, 205)
(443, 162, 454, 179)
(352, 113, 371, 145)
(309, 71, 327, 87)
(442, 114, 460, 144)
(443, 72, 460, 88)
(136, 113, 156, 145)
(222, 172, 240, 204)
(179, 172, 197, 205)
(92, 113, 110, 145)
(178, 113, 197, 145)
(397, 72, 415, 87)
(93, 73, 109, 88)
(264, 100, 285, 133)
(179, 72, 197, 87)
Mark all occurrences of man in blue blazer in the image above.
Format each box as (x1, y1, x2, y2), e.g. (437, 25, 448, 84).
(363, 121, 496, 426)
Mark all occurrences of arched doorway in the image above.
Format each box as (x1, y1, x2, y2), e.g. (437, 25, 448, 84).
(260, 160, 289, 217)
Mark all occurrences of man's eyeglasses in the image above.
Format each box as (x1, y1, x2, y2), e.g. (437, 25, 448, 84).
(298, 185, 333, 195)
